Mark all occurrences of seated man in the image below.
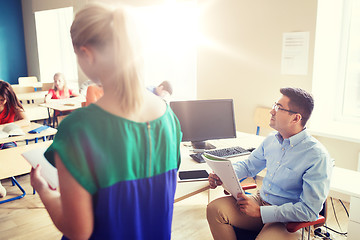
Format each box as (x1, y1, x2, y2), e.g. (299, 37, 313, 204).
(207, 87, 333, 240)
(147, 81, 173, 100)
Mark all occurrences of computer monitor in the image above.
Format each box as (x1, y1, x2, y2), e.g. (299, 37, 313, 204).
(170, 99, 237, 149)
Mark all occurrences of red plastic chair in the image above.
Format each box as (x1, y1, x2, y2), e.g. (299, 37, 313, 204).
(241, 183, 258, 191)
(233, 183, 327, 240)
(286, 215, 326, 240)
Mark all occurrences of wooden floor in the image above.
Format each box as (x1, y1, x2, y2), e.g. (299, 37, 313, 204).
(0, 174, 62, 240)
(0, 174, 350, 240)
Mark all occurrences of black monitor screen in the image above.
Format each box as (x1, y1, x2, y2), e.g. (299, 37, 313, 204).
(170, 99, 236, 149)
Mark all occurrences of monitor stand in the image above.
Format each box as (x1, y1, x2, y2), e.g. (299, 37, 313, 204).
(191, 141, 216, 150)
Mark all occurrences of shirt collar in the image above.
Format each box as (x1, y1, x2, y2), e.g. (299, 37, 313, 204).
(275, 128, 309, 146)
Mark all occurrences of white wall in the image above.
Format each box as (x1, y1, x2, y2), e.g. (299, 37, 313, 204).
(196, 0, 360, 170)
(21, 0, 360, 170)
(197, 0, 316, 133)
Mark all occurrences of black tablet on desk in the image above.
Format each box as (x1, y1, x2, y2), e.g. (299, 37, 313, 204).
(178, 170, 209, 182)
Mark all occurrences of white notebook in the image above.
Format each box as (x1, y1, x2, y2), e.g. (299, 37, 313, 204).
(203, 153, 244, 200)
(0, 123, 25, 139)
(22, 146, 59, 189)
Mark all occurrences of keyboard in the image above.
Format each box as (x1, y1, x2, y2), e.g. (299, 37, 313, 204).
(190, 146, 255, 163)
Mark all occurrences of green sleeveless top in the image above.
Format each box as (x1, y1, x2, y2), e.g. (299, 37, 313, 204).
(45, 103, 182, 239)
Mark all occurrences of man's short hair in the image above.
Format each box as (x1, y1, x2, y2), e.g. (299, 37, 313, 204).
(280, 87, 314, 127)
(158, 81, 173, 95)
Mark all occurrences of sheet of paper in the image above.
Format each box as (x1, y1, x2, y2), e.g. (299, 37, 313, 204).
(281, 32, 310, 75)
(22, 146, 59, 189)
(0, 123, 25, 138)
(203, 153, 243, 200)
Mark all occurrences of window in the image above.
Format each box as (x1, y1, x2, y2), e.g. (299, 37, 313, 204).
(34, 7, 78, 90)
(34, 3, 197, 99)
(311, 0, 360, 142)
(130, 2, 197, 100)
(340, 1, 360, 120)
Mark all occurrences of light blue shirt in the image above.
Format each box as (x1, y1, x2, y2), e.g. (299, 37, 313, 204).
(233, 129, 332, 223)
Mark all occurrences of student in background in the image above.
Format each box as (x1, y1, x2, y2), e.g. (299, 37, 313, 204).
(30, 3, 182, 240)
(147, 80, 173, 100)
(0, 80, 30, 198)
(83, 83, 104, 107)
(207, 87, 332, 240)
(79, 79, 93, 97)
(44, 73, 79, 102)
(79, 80, 103, 107)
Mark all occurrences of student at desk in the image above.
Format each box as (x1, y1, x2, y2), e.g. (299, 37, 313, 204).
(30, 3, 182, 240)
(83, 83, 103, 107)
(45, 73, 80, 124)
(44, 73, 79, 103)
(207, 87, 332, 240)
(0, 80, 30, 198)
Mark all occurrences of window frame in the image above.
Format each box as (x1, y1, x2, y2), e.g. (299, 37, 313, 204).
(310, 0, 360, 143)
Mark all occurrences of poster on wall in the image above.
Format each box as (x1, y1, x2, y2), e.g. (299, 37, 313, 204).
(281, 32, 310, 76)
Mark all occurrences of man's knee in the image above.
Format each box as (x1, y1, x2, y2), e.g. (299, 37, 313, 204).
(256, 222, 300, 240)
(207, 196, 235, 224)
(207, 197, 221, 223)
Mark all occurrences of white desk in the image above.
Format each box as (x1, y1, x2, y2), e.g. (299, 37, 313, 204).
(17, 91, 47, 102)
(23, 104, 49, 122)
(0, 122, 57, 144)
(0, 141, 52, 180)
(39, 96, 85, 112)
(175, 132, 264, 202)
(16, 91, 49, 122)
(0, 129, 55, 204)
(330, 167, 360, 240)
(39, 96, 86, 127)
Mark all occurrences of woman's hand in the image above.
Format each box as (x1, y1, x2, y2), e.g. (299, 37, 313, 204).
(208, 173, 223, 189)
(30, 164, 55, 193)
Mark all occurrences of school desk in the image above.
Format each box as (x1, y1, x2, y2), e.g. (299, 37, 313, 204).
(0, 140, 53, 204)
(175, 131, 264, 203)
(39, 96, 86, 127)
(0, 122, 57, 145)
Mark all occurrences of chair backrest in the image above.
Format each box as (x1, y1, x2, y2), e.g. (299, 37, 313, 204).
(12, 85, 35, 94)
(253, 107, 271, 135)
(18, 76, 38, 87)
(41, 82, 53, 91)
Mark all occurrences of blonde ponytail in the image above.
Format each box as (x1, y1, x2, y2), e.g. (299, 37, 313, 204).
(71, 3, 143, 114)
(111, 7, 143, 113)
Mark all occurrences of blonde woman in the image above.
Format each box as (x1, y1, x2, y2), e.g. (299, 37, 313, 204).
(30, 3, 182, 240)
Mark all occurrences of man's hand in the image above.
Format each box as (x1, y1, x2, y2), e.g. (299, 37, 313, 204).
(208, 173, 223, 189)
(236, 192, 261, 218)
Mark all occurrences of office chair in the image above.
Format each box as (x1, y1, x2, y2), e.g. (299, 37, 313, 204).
(232, 184, 327, 240)
(253, 107, 271, 135)
(286, 215, 326, 240)
(286, 200, 327, 240)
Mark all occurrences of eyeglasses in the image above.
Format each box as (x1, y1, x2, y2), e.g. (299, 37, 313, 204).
(272, 103, 298, 114)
